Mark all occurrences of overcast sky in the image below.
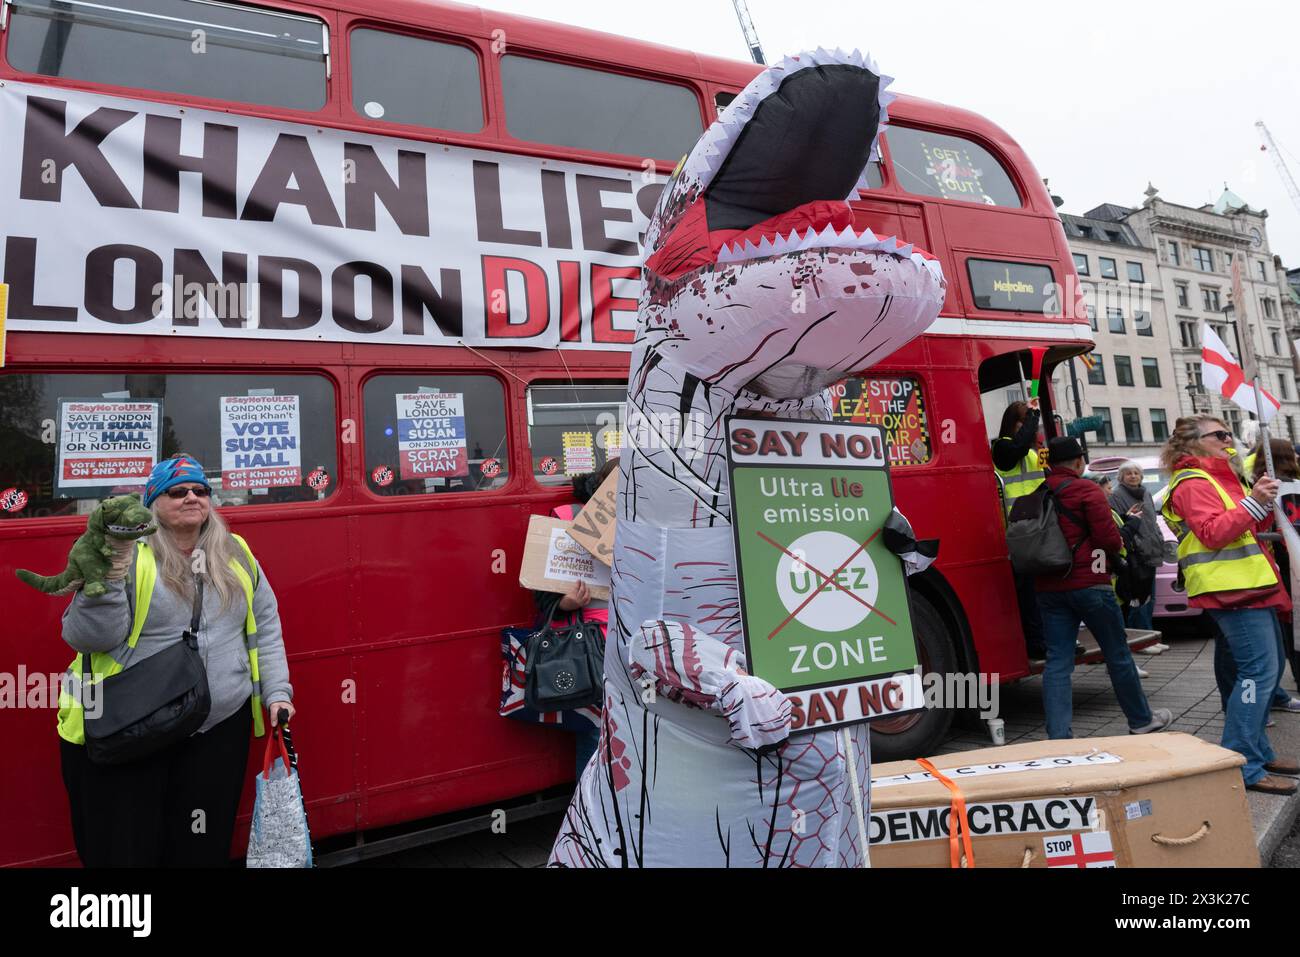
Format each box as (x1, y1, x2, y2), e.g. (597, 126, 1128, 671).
(482, 0, 1300, 270)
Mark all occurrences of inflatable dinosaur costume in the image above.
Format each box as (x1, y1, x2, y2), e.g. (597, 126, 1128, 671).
(16, 493, 156, 596)
(549, 49, 946, 867)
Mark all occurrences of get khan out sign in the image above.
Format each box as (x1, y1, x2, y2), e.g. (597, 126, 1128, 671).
(220, 395, 301, 488)
(57, 399, 160, 495)
(727, 417, 922, 733)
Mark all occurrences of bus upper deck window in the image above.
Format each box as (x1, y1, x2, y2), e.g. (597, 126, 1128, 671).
(526, 383, 624, 487)
(362, 374, 509, 496)
(0, 372, 338, 520)
(501, 56, 702, 160)
(883, 126, 1022, 208)
(350, 29, 482, 132)
(4, 0, 328, 111)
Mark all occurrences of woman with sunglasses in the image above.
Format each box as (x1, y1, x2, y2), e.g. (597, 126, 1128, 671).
(1161, 417, 1297, 795)
(58, 454, 295, 865)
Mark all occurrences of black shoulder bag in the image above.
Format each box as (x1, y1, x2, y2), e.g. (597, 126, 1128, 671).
(84, 576, 213, 765)
(524, 595, 605, 712)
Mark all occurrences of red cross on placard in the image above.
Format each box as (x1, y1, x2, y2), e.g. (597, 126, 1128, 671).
(1050, 833, 1115, 868)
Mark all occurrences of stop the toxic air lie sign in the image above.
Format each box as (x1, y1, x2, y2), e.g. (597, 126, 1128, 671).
(727, 417, 923, 734)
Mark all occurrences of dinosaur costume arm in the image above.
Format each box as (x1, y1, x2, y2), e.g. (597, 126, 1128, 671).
(62, 578, 132, 655)
(249, 563, 293, 705)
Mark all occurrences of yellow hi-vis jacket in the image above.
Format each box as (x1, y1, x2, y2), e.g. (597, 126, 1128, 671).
(995, 443, 1045, 514)
(56, 534, 268, 745)
(1161, 468, 1277, 597)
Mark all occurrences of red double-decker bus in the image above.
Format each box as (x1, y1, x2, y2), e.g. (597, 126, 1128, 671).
(0, 0, 1095, 865)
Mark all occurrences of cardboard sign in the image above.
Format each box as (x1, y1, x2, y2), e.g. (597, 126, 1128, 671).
(726, 416, 921, 733)
(566, 470, 618, 566)
(219, 394, 302, 488)
(56, 398, 161, 496)
(519, 515, 611, 600)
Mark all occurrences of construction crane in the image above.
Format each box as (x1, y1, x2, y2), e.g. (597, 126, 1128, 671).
(1258, 120, 1300, 217)
(731, 0, 765, 65)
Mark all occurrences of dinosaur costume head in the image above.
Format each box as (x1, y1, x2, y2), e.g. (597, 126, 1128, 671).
(92, 494, 157, 540)
(641, 48, 946, 398)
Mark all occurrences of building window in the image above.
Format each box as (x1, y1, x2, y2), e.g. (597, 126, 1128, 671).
(1202, 287, 1221, 312)
(1151, 409, 1170, 442)
(1141, 357, 1161, 387)
(1185, 361, 1203, 390)
(351, 30, 484, 132)
(1258, 260, 1269, 282)
(1099, 257, 1118, 279)
(1271, 330, 1281, 355)
(363, 374, 510, 495)
(1223, 250, 1235, 272)
(1108, 308, 1126, 334)
(1167, 241, 1181, 266)
(1127, 262, 1145, 283)
(1122, 408, 1143, 443)
(1115, 355, 1134, 387)
(1073, 253, 1090, 276)
(1194, 247, 1214, 272)
(501, 55, 703, 159)
(5, 0, 329, 111)
(1179, 320, 1199, 348)
(1093, 407, 1114, 443)
(1086, 305, 1098, 331)
(1077, 224, 1095, 239)
(1087, 355, 1106, 385)
(1224, 409, 1242, 437)
(1262, 298, 1277, 320)
(1176, 283, 1190, 308)
(1135, 311, 1153, 336)
(1289, 415, 1297, 444)
(1279, 373, 1291, 401)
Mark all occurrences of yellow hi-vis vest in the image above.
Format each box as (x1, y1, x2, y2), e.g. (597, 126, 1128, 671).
(56, 534, 268, 745)
(1161, 468, 1277, 597)
(995, 443, 1045, 514)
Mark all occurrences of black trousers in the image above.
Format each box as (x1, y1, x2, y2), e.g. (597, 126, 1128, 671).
(60, 699, 252, 867)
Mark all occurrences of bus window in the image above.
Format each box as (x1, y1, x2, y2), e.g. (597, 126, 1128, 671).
(500, 56, 702, 159)
(830, 375, 931, 466)
(4, 0, 328, 111)
(527, 383, 624, 486)
(362, 374, 508, 496)
(0, 372, 338, 520)
(884, 126, 1022, 208)
(350, 29, 483, 132)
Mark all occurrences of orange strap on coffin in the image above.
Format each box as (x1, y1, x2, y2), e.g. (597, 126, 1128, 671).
(916, 757, 976, 868)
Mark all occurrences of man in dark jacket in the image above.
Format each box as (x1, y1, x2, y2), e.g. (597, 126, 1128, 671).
(1035, 437, 1171, 739)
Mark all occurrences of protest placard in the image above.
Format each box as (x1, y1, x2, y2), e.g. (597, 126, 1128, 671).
(565, 470, 618, 566)
(396, 392, 467, 479)
(56, 399, 161, 496)
(518, 515, 611, 600)
(220, 395, 302, 489)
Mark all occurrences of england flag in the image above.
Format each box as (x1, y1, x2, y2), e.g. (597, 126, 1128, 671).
(1200, 322, 1281, 423)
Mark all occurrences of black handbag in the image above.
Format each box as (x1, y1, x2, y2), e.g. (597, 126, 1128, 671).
(84, 577, 212, 766)
(523, 595, 605, 712)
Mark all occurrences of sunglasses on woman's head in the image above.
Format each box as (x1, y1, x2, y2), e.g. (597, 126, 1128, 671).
(1199, 430, 1233, 442)
(165, 485, 211, 499)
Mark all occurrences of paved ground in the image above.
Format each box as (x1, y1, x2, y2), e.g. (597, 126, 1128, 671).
(350, 619, 1300, 867)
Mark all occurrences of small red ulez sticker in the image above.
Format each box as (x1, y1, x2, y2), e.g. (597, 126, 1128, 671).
(539, 456, 558, 475)
(481, 458, 501, 477)
(371, 464, 394, 487)
(0, 487, 27, 512)
(306, 467, 330, 491)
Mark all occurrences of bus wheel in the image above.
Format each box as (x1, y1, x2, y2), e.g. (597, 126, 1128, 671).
(869, 592, 957, 762)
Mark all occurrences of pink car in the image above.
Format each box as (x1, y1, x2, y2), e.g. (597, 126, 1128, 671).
(1084, 455, 1199, 620)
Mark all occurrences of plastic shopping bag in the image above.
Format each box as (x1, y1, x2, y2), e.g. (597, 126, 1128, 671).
(246, 722, 312, 868)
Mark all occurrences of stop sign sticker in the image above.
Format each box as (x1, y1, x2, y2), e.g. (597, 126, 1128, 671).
(371, 465, 394, 487)
(539, 456, 558, 475)
(1, 488, 28, 512)
(481, 458, 501, 477)
(307, 467, 330, 491)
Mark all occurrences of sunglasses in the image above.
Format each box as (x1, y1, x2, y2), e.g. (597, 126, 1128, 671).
(1198, 430, 1233, 442)
(165, 485, 211, 499)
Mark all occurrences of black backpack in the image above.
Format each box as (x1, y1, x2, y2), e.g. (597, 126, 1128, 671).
(1005, 479, 1087, 577)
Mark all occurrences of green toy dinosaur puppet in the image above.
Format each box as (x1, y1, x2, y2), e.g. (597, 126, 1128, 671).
(16, 494, 157, 597)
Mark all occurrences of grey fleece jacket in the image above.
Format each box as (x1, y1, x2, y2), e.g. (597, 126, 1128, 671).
(62, 547, 292, 734)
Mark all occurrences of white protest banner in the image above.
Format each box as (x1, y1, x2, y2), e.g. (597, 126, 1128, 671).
(220, 395, 302, 489)
(396, 393, 467, 479)
(56, 399, 160, 494)
(0, 82, 656, 351)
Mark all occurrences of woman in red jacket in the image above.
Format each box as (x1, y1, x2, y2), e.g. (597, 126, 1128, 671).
(1161, 416, 1298, 795)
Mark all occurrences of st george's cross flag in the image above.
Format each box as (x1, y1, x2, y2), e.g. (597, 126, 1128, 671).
(1200, 322, 1281, 423)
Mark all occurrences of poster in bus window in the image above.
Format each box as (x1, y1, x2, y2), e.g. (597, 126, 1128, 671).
(921, 140, 995, 205)
(395, 393, 467, 479)
(562, 431, 596, 476)
(55, 399, 161, 496)
(219, 395, 302, 489)
(832, 377, 931, 466)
